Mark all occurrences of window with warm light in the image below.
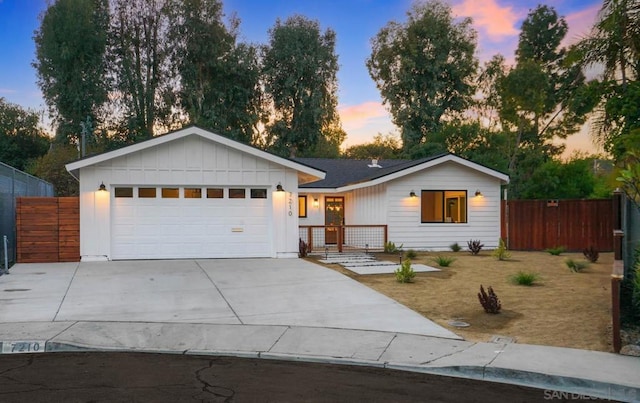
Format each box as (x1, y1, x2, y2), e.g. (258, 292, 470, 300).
(421, 190, 467, 223)
(138, 187, 156, 198)
(206, 188, 224, 198)
(229, 188, 245, 199)
(161, 188, 179, 198)
(184, 188, 202, 198)
(298, 195, 307, 218)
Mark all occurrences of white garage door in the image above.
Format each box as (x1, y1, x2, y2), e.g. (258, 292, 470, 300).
(111, 186, 272, 259)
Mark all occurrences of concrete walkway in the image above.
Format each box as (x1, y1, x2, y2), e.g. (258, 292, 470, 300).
(1, 260, 639, 401)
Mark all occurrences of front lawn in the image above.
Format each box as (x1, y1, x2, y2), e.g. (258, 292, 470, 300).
(312, 250, 613, 352)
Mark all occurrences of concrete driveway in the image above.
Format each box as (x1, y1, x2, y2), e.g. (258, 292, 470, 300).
(0, 259, 459, 339)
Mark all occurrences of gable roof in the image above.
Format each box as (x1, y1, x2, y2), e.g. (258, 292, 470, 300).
(65, 126, 325, 183)
(295, 153, 509, 192)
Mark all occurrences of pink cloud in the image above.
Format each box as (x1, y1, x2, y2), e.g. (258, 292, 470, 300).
(562, 4, 599, 47)
(452, 0, 520, 41)
(339, 101, 388, 128)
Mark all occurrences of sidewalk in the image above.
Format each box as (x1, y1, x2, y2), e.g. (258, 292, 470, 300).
(0, 321, 638, 401)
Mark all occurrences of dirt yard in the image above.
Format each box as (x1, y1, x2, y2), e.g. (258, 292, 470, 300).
(311, 250, 614, 352)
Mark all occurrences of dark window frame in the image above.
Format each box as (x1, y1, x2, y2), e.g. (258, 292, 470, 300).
(250, 188, 268, 199)
(114, 187, 133, 198)
(138, 187, 157, 198)
(206, 188, 224, 198)
(229, 188, 246, 199)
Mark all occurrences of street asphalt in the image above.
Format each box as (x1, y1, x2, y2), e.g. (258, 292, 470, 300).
(0, 258, 638, 401)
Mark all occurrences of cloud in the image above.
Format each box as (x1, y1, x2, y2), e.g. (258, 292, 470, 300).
(452, 0, 520, 41)
(0, 88, 17, 94)
(338, 101, 389, 129)
(562, 4, 600, 47)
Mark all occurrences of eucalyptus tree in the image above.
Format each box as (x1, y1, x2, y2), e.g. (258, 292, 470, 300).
(167, 0, 262, 144)
(0, 98, 50, 171)
(33, 0, 110, 144)
(367, 0, 478, 151)
(109, 0, 175, 143)
(261, 15, 341, 157)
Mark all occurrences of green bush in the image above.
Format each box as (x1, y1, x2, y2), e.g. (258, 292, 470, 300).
(405, 249, 417, 259)
(432, 255, 455, 267)
(492, 238, 510, 261)
(565, 258, 589, 272)
(450, 242, 461, 252)
(545, 246, 566, 256)
(510, 271, 540, 286)
(395, 258, 416, 283)
(384, 241, 403, 254)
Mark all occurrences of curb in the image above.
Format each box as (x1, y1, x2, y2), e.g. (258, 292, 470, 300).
(3, 340, 634, 402)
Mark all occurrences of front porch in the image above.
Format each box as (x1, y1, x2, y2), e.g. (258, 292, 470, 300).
(298, 225, 388, 253)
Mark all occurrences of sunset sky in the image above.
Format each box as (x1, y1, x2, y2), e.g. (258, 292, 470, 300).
(0, 0, 603, 155)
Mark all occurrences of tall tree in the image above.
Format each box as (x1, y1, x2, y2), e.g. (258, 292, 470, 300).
(343, 133, 403, 160)
(0, 98, 50, 171)
(261, 15, 341, 157)
(109, 0, 175, 143)
(367, 0, 478, 151)
(33, 0, 110, 145)
(577, 0, 640, 157)
(167, 0, 261, 144)
(497, 5, 590, 196)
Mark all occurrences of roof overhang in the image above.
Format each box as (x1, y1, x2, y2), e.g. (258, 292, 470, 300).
(65, 126, 325, 183)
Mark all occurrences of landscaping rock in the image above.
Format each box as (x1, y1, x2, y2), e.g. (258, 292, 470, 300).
(620, 344, 640, 357)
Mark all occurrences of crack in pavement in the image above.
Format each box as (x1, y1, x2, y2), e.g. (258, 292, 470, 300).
(194, 359, 236, 402)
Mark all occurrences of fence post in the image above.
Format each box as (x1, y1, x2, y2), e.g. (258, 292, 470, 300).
(1, 235, 8, 275)
(337, 225, 343, 253)
(612, 189, 624, 353)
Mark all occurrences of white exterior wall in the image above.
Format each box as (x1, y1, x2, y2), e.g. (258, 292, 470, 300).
(77, 134, 299, 260)
(385, 161, 503, 251)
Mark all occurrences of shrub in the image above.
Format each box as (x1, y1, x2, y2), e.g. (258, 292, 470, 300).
(510, 271, 540, 286)
(395, 259, 416, 283)
(450, 242, 461, 252)
(492, 238, 510, 261)
(467, 239, 484, 255)
(583, 246, 599, 263)
(565, 258, 589, 272)
(478, 285, 501, 314)
(384, 241, 403, 254)
(633, 264, 640, 314)
(432, 255, 455, 267)
(545, 246, 566, 256)
(405, 249, 417, 259)
(298, 238, 309, 258)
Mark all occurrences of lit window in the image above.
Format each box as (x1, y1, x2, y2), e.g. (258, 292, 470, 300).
(206, 188, 223, 198)
(184, 188, 202, 198)
(161, 188, 179, 198)
(138, 188, 156, 198)
(229, 188, 245, 199)
(298, 195, 307, 218)
(421, 190, 467, 223)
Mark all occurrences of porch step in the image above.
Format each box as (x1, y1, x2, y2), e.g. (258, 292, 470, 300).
(316, 252, 377, 265)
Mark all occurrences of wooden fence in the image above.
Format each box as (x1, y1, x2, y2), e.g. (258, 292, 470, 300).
(501, 199, 613, 252)
(16, 197, 80, 263)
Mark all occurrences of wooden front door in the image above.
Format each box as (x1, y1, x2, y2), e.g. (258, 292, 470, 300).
(325, 197, 344, 244)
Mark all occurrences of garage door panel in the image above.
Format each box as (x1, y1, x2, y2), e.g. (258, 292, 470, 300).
(111, 187, 272, 259)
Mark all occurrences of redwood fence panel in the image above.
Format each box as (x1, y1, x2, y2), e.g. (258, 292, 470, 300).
(16, 197, 80, 263)
(501, 199, 613, 252)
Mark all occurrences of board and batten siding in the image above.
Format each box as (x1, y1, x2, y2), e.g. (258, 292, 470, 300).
(346, 184, 387, 225)
(77, 134, 299, 260)
(386, 161, 503, 251)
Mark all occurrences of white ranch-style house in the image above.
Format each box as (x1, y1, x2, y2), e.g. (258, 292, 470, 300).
(66, 126, 509, 261)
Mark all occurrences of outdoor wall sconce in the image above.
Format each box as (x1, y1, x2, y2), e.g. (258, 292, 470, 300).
(409, 190, 416, 198)
(98, 182, 107, 191)
(475, 190, 483, 197)
(276, 182, 285, 192)
(313, 198, 319, 208)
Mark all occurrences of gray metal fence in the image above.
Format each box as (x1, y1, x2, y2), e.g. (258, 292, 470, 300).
(0, 161, 54, 267)
(623, 197, 640, 276)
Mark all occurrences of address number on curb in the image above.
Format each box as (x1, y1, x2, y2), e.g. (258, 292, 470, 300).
(2, 341, 45, 354)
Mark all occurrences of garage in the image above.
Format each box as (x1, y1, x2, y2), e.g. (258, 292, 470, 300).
(65, 127, 325, 261)
(111, 186, 271, 259)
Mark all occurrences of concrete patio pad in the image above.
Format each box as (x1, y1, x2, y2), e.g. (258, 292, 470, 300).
(1, 259, 460, 339)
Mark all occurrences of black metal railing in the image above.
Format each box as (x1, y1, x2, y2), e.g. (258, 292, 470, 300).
(299, 225, 387, 253)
